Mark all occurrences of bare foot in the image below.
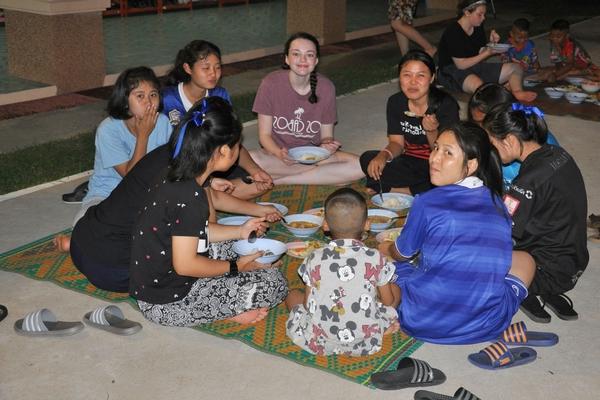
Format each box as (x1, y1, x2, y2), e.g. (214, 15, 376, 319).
(53, 234, 71, 253)
(228, 307, 269, 324)
(513, 90, 537, 103)
(425, 46, 437, 58)
(384, 320, 400, 335)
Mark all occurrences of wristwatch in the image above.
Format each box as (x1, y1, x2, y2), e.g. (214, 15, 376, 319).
(229, 260, 239, 277)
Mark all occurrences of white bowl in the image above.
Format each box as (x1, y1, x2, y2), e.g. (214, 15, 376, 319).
(565, 92, 587, 104)
(232, 238, 287, 264)
(581, 82, 600, 94)
(488, 43, 511, 53)
(544, 88, 564, 99)
(565, 76, 585, 86)
(257, 202, 288, 216)
(368, 209, 399, 232)
(288, 146, 330, 165)
(217, 216, 251, 226)
(371, 193, 414, 214)
(282, 213, 323, 237)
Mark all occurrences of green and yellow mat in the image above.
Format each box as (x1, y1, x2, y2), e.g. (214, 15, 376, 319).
(0, 183, 421, 387)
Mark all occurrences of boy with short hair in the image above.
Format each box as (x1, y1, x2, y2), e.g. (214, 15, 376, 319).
(502, 18, 541, 73)
(285, 188, 399, 356)
(538, 19, 594, 82)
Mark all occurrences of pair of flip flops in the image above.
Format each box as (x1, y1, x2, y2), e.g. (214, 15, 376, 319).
(14, 306, 141, 336)
(371, 357, 446, 390)
(415, 387, 481, 400)
(468, 321, 558, 370)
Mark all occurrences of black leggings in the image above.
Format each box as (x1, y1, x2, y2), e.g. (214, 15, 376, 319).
(359, 151, 432, 195)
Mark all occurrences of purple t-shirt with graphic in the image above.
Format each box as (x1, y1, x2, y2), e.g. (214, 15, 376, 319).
(252, 69, 337, 149)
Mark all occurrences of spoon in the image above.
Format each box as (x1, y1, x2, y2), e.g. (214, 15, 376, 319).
(241, 176, 254, 184)
(377, 180, 384, 203)
(248, 230, 257, 243)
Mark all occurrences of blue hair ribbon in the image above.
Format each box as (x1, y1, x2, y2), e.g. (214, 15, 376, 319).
(511, 103, 544, 119)
(173, 98, 209, 158)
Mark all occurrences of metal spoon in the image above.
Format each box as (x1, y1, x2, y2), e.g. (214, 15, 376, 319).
(378, 180, 384, 203)
(241, 176, 254, 184)
(248, 230, 257, 243)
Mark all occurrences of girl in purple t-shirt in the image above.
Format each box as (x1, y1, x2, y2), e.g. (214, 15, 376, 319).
(250, 32, 364, 185)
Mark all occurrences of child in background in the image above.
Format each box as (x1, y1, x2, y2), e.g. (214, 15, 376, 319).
(502, 18, 540, 74)
(163, 40, 273, 200)
(538, 19, 594, 83)
(285, 188, 399, 356)
(73, 66, 172, 225)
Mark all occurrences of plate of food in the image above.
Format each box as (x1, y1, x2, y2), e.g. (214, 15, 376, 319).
(375, 227, 404, 243)
(371, 193, 413, 215)
(286, 240, 325, 259)
(288, 146, 330, 165)
(303, 207, 325, 218)
(487, 43, 511, 53)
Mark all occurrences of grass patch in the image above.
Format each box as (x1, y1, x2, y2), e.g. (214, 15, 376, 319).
(0, 133, 95, 194)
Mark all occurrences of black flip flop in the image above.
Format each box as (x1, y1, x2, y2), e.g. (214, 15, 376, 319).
(371, 357, 446, 390)
(415, 386, 482, 400)
(0, 305, 7, 323)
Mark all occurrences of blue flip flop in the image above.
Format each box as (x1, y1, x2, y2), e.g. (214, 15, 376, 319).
(468, 341, 537, 370)
(498, 321, 559, 347)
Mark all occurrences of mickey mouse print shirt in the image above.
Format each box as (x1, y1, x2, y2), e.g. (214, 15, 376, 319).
(130, 173, 210, 304)
(286, 239, 397, 356)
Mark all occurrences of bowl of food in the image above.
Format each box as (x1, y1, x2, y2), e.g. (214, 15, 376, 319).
(303, 206, 325, 219)
(217, 215, 252, 226)
(282, 214, 323, 237)
(487, 43, 511, 53)
(581, 81, 600, 94)
(286, 240, 325, 259)
(257, 202, 288, 216)
(233, 238, 287, 264)
(375, 227, 404, 243)
(368, 209, 399, 232)
(544, 87, 564, 99)
(565, 76, 585, 86)
(288, 146, 330, 165)
(371, 193, 413, 215)
(565, 91, 587, 104)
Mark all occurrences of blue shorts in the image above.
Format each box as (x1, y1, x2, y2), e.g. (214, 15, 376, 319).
(505, 273, 528, 314)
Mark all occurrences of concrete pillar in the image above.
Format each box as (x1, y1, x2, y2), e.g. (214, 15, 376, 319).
(0, 0, 110, 94)
(286, 0, 346, 45)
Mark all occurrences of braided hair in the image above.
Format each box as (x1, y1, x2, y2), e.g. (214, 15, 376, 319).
(283, 32, 320, 104)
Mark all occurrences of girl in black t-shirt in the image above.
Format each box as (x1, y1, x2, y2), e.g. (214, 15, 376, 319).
(130, 97, 288, 327)
(437, 0, 537, 103)
(359, 50, 459, 195)
(483, 103, 588, 323)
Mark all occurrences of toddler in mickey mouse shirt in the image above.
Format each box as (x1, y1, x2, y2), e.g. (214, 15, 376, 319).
(285, 188, 399, 356)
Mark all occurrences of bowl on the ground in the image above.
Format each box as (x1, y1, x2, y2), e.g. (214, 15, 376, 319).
(544, 87, 564, 99)
(217, 216, 252, 226)
(257, 202, 288, 216)
(565, 92, 587, 104)
(371, 193, 413, 215)
(233, 238, 287, 264)
(282, 213, 323, 237)
(375, 227, 404, 243)
(565, 76, 585, 86)
(581, 81, 600, 94)
(288, 146, 330, 165)
(368, 209, 399, 232)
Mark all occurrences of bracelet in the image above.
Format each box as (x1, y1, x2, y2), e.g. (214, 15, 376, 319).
(229, 260, 239, 277)
(380, 148, 394, 163)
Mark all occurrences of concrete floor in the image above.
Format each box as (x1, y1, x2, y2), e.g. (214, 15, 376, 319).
(1, 16, 600, 400)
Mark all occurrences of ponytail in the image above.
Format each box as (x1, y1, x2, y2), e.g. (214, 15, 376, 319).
(483, 103, 548, 145)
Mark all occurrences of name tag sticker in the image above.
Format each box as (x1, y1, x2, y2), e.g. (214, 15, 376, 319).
(503, 195, 520, 216)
